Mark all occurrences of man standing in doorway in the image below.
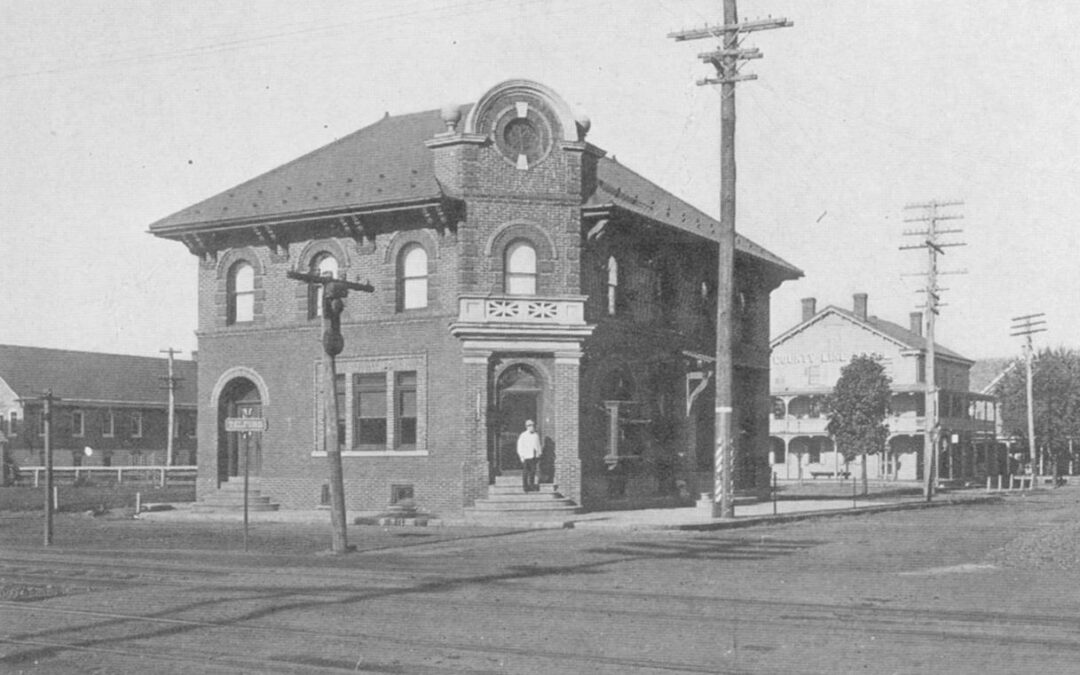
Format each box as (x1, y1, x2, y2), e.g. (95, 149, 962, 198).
(517, 419, 542, 492)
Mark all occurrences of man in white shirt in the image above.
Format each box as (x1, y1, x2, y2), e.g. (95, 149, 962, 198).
(516, 419, 543, 492)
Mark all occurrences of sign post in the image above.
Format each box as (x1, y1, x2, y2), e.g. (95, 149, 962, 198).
(226, 416, 266, 551)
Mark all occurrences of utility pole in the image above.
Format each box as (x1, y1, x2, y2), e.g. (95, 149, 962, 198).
(902, 200, 966, 501)
(160, 348, 182, 466)
(287, 270, 373, 554)
(669, 2, 791, 519)
(1011, 313, 1046, 486)
(41, 390, 58, 546)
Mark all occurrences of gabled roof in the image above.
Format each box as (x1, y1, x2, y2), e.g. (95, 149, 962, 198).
(968, 357, 1017, 394)
(771, 306, 972, 364)
(0, 345, 197, 406)
(149, 109, 451, 234)
(587, 157, 802, 278)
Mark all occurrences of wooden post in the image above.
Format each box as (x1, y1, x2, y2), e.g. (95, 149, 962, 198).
(161, 348, 181, 466)
(42, 391, 57, 546)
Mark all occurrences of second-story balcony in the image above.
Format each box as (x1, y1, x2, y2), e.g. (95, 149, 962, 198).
(449, 294, 595, 348)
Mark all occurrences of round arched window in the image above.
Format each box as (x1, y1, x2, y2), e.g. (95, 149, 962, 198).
(227, 261, 255, 324)
(399, 244, 428, 310)
(504, 240, 537, 296)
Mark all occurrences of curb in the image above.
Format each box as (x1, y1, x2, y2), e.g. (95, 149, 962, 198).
(671, 495, 1004, 532)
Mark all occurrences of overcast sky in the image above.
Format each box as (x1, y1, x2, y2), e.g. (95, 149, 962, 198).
(2, 0, 1076, 361)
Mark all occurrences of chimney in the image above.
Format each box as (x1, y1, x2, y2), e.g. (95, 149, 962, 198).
(801, 297, 817, 322)
(853, 293, 868, 321)
(909, 312, 923, 337)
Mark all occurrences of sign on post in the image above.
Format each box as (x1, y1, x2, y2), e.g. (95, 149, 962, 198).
(225, 417, 267, 433)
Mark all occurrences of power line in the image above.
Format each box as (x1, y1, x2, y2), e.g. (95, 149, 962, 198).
(0, 0, 533, 82)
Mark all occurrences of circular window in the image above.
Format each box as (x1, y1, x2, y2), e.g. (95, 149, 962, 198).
(492, 102, 554, 169)
(503, 118, 541, 159)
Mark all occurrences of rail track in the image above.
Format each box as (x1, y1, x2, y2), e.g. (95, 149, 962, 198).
(3, 537, 1079, 674)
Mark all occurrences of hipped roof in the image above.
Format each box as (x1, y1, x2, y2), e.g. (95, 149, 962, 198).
(149, 106, 800, 277)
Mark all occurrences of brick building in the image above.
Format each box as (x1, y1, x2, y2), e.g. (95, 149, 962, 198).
(769, 294, 999, 483)
(0, 345, 197, 474)
(150, 80, 800, 516)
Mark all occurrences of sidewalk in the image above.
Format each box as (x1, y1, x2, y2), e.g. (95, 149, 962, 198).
(138, 492, 991, 531)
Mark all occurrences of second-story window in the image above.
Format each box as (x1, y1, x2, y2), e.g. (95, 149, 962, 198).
(227, 261, 255, 324)
(504, 240, 537, 295)
(606, 256, 619, 315)
(308, 253, 339, 319)
(399, 244, 428, 310)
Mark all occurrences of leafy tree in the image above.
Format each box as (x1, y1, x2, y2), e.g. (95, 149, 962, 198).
(995, 346, 1080, 476)
(825, 354, 893, 495)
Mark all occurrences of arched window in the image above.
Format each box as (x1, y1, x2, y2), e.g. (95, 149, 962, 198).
(308, 253, 339, 319)
(606, 256, 618, 315)
(227, 261, 255, 324)
(398, 244, 428, 310)
(504, 240, 537, 296)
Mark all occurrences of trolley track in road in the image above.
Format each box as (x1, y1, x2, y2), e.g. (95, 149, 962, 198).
(3, 559, 1079, 673)
(4, 529, 1080, 672)
(0, 601, 738, 674)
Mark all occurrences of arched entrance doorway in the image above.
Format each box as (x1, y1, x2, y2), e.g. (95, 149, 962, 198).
(217, 377, 262, 484)
(493, 364, 544, 478)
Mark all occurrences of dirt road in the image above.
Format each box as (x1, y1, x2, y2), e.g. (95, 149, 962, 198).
(2, 488, 1079, 673)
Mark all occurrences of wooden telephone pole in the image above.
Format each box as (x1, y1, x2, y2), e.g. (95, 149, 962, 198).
(287, 270, 373, 554)
(160, 348, 182, 466)
(41, 390, 58, 546)
(1011, 313, 1047, 484)
(902, 200, 966, 501)
(669, 1, 791, 518)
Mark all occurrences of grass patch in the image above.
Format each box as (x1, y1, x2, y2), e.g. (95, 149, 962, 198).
(0, 484, 195, 513)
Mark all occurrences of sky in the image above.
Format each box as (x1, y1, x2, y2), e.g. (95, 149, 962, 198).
(1, 0, 1077, 361)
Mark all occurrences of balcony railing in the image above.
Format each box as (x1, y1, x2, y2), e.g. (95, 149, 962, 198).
(456, 295, 587, 326)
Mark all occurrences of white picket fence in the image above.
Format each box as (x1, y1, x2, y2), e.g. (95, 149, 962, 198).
(18, 465, 197, 488)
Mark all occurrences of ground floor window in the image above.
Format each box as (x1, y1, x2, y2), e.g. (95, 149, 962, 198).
(314, 355, 427, 455)
(354, 373, 387, 446)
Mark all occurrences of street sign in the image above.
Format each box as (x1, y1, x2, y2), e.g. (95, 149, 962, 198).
(225, 417, 267, 433)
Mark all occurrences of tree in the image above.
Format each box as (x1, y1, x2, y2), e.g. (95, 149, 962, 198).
(825, 354, 893, 495)
(996, 347, 1080, 477)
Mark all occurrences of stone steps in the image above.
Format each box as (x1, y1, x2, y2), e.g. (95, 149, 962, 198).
(464, 473, 579, 522)
(193, 478, 280, 512)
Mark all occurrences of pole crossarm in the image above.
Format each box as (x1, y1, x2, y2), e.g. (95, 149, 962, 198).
(668, 17, 793, 40)
(698, 48, 763, 61)
(698, 74, 758, 86)
(286, 270, 374, 293)
(903, 215, 965, 223)
(904, 200, 965, 209)
(1011, 312, 1047, 323)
